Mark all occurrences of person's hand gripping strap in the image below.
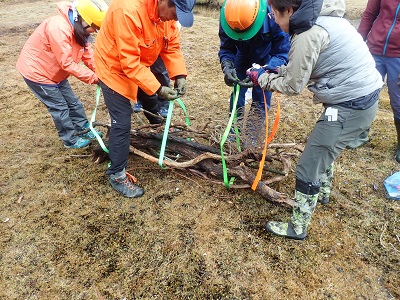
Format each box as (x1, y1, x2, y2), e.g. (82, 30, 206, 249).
(239, 64, 278, 88)
(174, 77, 187, 95)
(221, 60, 240, 86)
(158, 86, 179, 100)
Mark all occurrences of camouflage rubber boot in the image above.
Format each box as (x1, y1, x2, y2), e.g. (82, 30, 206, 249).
(109, 168, 144, 198)
(318, 163, 334, 204)
(266, 181, 319, 240)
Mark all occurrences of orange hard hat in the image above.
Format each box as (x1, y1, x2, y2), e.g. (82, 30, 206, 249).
(221, 0, 266, 40)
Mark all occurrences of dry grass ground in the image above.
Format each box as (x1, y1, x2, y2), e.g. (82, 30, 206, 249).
(0, 0, 399, 299)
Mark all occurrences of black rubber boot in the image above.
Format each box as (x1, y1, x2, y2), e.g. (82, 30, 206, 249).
(394, 119, 400, 163)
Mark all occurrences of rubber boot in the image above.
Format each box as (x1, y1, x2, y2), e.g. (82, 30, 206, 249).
(394, 119, 400, 163)
(346, 128, 370, 149)
(318, 163, 334, 204)
(266, 179, 319, 240)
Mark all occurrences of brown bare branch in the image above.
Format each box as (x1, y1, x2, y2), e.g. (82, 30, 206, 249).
(92, 122, 299, 207)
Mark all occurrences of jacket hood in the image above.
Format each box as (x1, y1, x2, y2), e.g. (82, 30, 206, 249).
(56, 1, 73, 24)
(147, 0, 160, 23)
(319, 0, 345, 17)
(289, 0, 323, 35)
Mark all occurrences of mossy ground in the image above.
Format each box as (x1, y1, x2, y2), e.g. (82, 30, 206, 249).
(0, 1, 399, 299)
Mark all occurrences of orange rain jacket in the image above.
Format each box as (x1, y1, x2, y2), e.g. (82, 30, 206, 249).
(16, 1, 97, 85)
(94, 0, 187, 102)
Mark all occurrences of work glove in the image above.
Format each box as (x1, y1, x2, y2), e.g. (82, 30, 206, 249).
(247, 64, 268, 85)
(237, 64, 267, 88)
(258, 73, 270, 90)
(174, 77, 186, 95)
(157, 86, 179, 100)
(221, 60, 240, 86)
(238, 64, 278, 88)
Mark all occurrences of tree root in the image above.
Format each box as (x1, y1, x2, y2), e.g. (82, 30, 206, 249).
(92, 122, 300, 208)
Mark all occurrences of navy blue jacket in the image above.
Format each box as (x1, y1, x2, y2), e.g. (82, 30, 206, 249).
(218, 6, 290, 72)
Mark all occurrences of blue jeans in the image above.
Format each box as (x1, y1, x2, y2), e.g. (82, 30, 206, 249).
(229, 84, 272, 117)
(229, 56, 272, 143)
(23, 78, 88, 146)
(229, 84, 271, 145)
(229, 53, 272, 117)
(373, 55, 400, 120)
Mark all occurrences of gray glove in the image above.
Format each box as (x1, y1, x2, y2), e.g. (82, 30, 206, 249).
(157, 86, 179, 100)
(398, 74, 400, 86)
(258, 73, 269, 90)
(174, 77, 186, 95)
(258, 65, 285, 90)
(221, 60, 239, 86)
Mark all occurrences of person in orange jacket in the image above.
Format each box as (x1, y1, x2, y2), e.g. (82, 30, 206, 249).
(16, 0, 108, 149)
(133, 55, 172, 118)
(95, 0, 195, 198)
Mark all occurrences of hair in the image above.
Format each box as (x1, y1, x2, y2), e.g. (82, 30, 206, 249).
(73, 15, 90, 47)
(167, 0, 175, 8)
(268, 0, 302, 13)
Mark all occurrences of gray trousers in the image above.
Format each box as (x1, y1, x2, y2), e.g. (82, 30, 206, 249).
(296, 100, 379, 185)
(24, 78, 88, 146)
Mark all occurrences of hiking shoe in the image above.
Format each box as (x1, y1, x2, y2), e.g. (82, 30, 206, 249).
(80, 123, 102, 139)
(133, 102, 143, 113)
(64, 137, 90, 149)
(80, 128, 102, 139)
(159, 108, 168, 118)
(109, 168, 144, 198)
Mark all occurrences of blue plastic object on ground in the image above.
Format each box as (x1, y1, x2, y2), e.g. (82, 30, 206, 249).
(383, 171, 400, 200)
